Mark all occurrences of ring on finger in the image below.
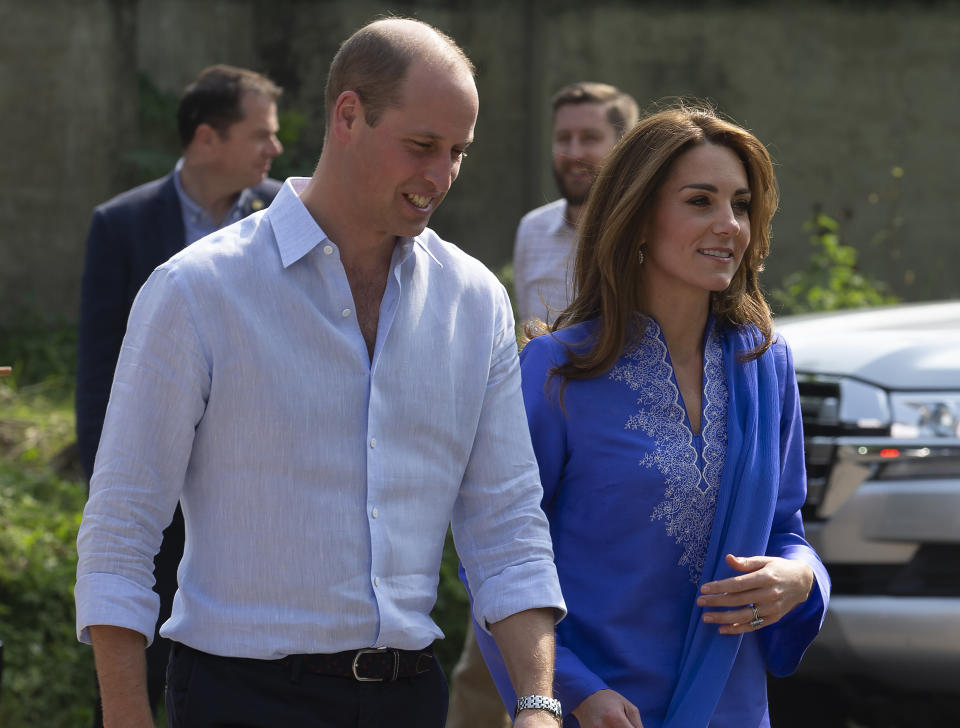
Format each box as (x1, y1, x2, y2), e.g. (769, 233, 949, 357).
(750, 604, 764, 628)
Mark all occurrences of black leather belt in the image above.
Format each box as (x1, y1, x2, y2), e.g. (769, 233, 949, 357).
(285, 646, 434, 682)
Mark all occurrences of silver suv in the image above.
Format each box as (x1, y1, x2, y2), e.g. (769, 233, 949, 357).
(772, 301, 960, 724)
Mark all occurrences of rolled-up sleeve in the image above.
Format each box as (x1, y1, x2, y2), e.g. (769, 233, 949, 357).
(75, 266, 209, 645)
(451, 284, 565, 630)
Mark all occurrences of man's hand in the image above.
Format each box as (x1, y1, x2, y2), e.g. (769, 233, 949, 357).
(572, 689, 644, 727)
(698, 553, 814, 634)
(89, 625, 153, 728)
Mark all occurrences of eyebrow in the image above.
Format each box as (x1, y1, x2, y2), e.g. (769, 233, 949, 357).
(680, 183, 751, 196)
(412, 131, 474, 146)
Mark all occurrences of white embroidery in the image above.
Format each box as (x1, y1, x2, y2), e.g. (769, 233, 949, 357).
(609, 319, 727, 584)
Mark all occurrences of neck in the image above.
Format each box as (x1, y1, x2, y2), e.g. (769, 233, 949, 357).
(639, 277, 711, 360)
(179, 158, 241, 225)
(299, 157, 396, 271)
(564, 201, 583, 227)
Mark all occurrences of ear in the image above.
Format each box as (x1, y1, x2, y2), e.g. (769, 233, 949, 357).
(192, 123, 220, 147)
(332, 90, 364, 143)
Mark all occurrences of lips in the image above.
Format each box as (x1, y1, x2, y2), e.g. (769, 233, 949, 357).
(698, 248, 734, 259)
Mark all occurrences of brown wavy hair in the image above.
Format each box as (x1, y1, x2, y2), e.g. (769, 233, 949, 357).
(535, 101, 779, 384)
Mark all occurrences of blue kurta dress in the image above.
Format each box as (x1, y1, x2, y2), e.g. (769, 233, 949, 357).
(470, 317, 830, 728)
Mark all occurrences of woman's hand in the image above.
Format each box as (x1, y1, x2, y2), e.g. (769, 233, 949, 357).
(697, 554, 814, 634)
(572, 689, 644, 727)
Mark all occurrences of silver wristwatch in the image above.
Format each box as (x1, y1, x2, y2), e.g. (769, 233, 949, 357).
(515, 694, 563, 722)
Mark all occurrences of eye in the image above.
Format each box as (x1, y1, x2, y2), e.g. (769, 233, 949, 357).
(733, 198, 752, 214)
(452, 147, 469, 160)
(686, 195, 710, 207)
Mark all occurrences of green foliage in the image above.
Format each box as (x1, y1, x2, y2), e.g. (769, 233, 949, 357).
(124, 72, 180, 184)
(0, 320, 77, 398)
(770, 213, 900, 315)
(270, 109, 317, 180)
(0, 440, 94, 726)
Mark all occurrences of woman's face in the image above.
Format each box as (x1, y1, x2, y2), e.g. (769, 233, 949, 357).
(643, 142, 752, 299)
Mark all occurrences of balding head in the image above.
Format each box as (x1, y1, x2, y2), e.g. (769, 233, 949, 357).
(324, 17, 475, 134)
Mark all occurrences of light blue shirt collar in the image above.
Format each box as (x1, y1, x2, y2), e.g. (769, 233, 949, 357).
(173, 157, 253, 244)
(268, 178, 443, 270)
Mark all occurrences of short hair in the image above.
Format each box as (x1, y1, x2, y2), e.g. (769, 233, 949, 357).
(547, 102, 779, 384)
(551, 82, 639, 140)
(324, 17, 475, 131)
(177, 65, 282, 147)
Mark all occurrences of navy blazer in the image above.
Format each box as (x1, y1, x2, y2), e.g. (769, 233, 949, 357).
(76, 172, 281, 480)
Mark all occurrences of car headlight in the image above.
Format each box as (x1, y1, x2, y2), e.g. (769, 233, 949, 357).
(889, 392, 960, 438)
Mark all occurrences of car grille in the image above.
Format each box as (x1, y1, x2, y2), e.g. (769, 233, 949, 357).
(796, 375, 888, 518)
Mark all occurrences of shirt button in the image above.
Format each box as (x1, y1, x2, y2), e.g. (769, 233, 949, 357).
(372, 507, 379, 519)
(341, 308, 351, 318)
(374, 577, 380, 587)
(369, 438, 376, 448)
(323, 244, 334, 255)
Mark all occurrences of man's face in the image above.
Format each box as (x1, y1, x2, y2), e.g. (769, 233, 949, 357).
(210, 92, 283, 191)
(345, 59, 478, 241)
(552, 102, 618, 206)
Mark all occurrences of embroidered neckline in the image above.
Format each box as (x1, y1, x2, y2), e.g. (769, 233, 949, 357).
(609, 317, 727, 584)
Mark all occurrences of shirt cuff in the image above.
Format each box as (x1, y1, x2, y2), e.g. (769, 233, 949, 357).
(75, 572, 161, 646)
(472, 559, 566, 633)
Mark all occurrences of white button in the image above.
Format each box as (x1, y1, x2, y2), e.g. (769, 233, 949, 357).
(372, 507, 379, 519)
(323, 245, 334, 255)
(369, 438, 376, 448)
(374, 577, 380, 587)
(341, 308, 351, 317)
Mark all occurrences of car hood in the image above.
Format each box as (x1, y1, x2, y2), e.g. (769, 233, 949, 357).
(775, 301, 960, 390)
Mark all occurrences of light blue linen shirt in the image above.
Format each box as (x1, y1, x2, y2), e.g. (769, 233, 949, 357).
(76, 178, 564, 659)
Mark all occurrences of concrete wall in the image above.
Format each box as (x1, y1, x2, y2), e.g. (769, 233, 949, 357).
(2, 0, 958, 326)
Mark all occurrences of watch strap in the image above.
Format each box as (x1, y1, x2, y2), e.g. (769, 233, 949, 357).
(515, 694, 562, 721)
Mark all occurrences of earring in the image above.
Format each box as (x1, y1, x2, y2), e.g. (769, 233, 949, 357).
(638, 245, 645, 266)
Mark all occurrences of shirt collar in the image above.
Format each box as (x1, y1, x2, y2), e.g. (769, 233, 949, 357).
(550, 200, 576, 237)
(268, 177, 442, 269)
(173, 157, 247, 228)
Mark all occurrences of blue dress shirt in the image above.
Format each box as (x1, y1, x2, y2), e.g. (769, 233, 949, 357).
(76, 178, 564, 659)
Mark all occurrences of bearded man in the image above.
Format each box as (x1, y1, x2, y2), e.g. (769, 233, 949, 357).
(512, 82, 638, 326)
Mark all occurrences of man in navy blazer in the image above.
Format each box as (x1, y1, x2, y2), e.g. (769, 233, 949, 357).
(75, 64, 283, 723)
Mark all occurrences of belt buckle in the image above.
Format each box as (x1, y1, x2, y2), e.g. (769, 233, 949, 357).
(351, 647, 397, 682)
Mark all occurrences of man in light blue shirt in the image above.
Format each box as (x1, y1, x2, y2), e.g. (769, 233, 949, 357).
(76, 17, 565, 728)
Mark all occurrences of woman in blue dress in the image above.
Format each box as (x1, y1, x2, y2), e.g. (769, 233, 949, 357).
(472, 104, 830, 727)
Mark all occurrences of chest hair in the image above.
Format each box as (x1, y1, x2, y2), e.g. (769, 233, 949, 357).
(344, 263, 389, 361)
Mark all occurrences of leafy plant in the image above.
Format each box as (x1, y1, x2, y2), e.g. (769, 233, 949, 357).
(0, 318, 76, 397)
(770, 213, 900, 315)
(0, 457, 95, 726)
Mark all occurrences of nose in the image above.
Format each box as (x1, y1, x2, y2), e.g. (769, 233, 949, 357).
(560, 138, 584, 160)
(713, 205, 741, 236)
(267, 135, 283, 158)
(423, 156, 456, 194)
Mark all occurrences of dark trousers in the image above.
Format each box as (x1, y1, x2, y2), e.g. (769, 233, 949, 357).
(165, 643, 449, 728)
(92, 505, 184, 727)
